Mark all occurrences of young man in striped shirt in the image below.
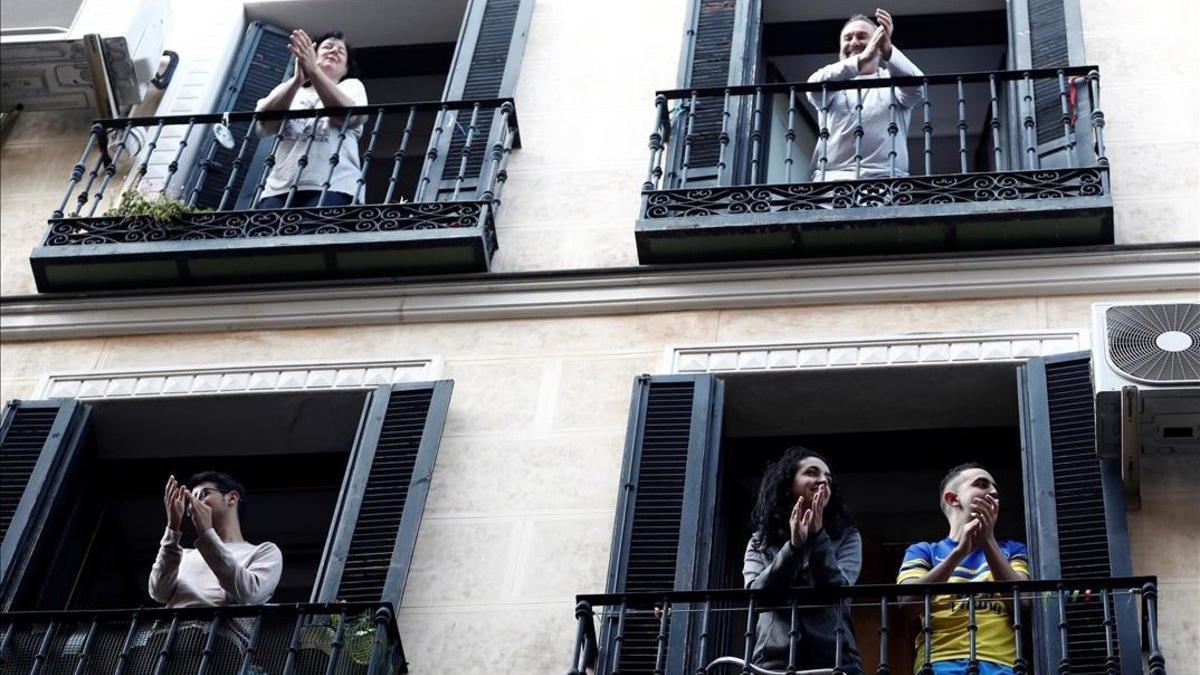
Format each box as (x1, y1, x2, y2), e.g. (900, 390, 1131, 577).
(897, 463, 1030, 675)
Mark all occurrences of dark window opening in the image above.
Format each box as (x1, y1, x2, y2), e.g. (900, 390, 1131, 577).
(709, 363, 1028, 672)
(13, 390, 367, 611)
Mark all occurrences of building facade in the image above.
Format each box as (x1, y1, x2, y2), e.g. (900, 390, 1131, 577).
(0, 0, 1197, 673)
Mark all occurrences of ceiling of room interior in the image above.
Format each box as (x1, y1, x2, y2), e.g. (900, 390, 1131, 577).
(243, 0, 467, 48)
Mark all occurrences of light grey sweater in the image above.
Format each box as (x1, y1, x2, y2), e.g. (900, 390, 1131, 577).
(806, 48, 924, 181)
(148, 527, 283, 607)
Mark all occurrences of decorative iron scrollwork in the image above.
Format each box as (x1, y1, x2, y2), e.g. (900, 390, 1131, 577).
(643, 169, 1105, 219)
(44, 202, 488, 246)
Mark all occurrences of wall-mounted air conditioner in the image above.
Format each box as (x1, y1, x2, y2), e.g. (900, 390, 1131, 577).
(1092, 301, 1200, 509)
(0, 0, 171, 115)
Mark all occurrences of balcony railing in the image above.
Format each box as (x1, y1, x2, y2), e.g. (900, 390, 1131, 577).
(567, 577, 1167, 675)
(0, 602, 405, 674)
(636, 66, 1112, 264)
(29, 98, 519, 292)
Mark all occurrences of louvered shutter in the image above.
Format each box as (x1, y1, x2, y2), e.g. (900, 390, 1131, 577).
(600, 375, 724, 675)
(186, 22, 292, 210)
(0, 400, 91, 609)
(1018, 353, 1140, 674)
(1009, 0, 1086, 168)
(669, 0, 761, 187)
(422, 0, 532, 202)
(313, 382, 452, 606)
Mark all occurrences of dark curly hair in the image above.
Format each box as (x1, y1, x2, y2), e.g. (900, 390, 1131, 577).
(751, 446, 856, 547)
(307, 31, 358, 83)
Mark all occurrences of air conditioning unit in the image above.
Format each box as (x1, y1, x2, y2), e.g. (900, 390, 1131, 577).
(1092, 301, 1200, 509)
(0, 0, 171, 115)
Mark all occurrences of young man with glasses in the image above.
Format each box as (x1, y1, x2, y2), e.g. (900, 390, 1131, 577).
(149, 472, 283, 607)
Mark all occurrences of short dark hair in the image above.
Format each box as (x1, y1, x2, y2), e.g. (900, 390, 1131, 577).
(938, 462, 988, 515)
(842, 14, 878, 31)
(187, 471, 247, 517)
(312, 31, 357, 81)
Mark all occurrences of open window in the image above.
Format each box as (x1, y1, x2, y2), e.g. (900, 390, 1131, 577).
(601, 354, 1137, 674)
(0, 381, 452, 613)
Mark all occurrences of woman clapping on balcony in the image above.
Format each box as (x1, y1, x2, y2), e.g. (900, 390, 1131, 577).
(254, 29, 368, 208)
(743, 447, 864, 674)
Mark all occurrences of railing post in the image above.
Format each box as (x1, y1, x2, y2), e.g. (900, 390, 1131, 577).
(818, 84, 831, 181)
(382, 106, 414, 203)
(784, 87, 797, 184)
(1143, 582, 1166, 675)
(696, 597, 713, 675)
(1056, 70, 1076, 168)
(832, 596, 847, 675)
(55, 124, 103, 218)
(88, 122, 135, 216)
(131, 119, 166, 192)
(786, 597, 799, 675)
(29, 620, 56, 675)
(187, 127, 225, 208)
(415, 104, 448, 202)
(1086, 70, 1108, 167)
(480, 103, 514, 202)
(644, 95, 668, 192)
(988, 74, 1004, 171)
(749, 87, 764, 185)
(1056, 588, 1071, 675)
(322, 609, 349, 675)
(72, 618, 100, 675)
(740, 596, 755, 675)
(611, 601, 628, 675)
(680, 91, 699, 187)
(1021, 73, 1039, 170)
(1011, 586, 1028, 675)
(451, 101, 483, 200)
(1100, 588, 1118, 675)
(196, 611, 223, 675)
(237, 616, 264, 675)
(966, 593, 979, 675)
(568, 601, 593, 675)
(877, 596, 890, 675)
(218, 114, 261, 211)
(151, 614, 181, 675)
(317, 112, 355, 207)
(284, 112, 321, 208)
(853, 87, 864, 179)
(251, 132, 285, 208)
(160, 117, 197, 198)
(717, 89, 732, 186)
(956, 76, 969, 173)
(921, 79, 932, 176)
(357, 107, 388, 205)
(113, 611, 141, 675)
(280, 608, 306, 675)
(887, 86, 899, 178)
(654, 601, 672, 675)
(71, 125, 109, 216)
(365, 605, 394, 675)
(919, 592, 933, 675)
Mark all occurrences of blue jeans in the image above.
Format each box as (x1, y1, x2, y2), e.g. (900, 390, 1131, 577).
(932, 659, 1014, 675)
(256, 190, 352, 209)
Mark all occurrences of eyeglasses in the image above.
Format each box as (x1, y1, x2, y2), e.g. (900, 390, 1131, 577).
(191, 486, 225, 501)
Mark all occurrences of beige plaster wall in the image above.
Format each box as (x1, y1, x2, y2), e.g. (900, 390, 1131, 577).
(4, 0, 1199, 296)
(4, 289, 1198, 672)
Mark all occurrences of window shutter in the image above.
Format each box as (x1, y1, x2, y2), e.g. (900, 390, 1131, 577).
(187, 22, 292, 210)
(1018, 353, 1140, 674)
(670, 0, 761, 187)
(600, 375, 724, 675)
(313, 381, 452, 607)
(1009, 0, 1086, 167)
(0, 400, 91, 610)
(424, 0, 533, 201)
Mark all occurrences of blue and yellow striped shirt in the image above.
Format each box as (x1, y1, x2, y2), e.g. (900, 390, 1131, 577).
(896, 538, 1030, 668)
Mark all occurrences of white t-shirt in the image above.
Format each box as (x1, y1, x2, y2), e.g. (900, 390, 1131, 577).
(148, 527, 283, 607)
(260, 78, 369, 199)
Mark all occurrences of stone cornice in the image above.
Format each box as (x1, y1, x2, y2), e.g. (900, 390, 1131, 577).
(2, 246, 1197, 341)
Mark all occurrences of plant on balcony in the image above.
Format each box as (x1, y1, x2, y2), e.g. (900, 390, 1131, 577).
(105, 191, 210, 225)
(298, 610, 379, 666)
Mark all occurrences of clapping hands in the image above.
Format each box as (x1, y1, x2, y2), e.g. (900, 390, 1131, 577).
(789, 484, 830, 550)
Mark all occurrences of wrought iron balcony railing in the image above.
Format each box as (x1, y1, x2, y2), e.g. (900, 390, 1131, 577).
(0, 602, 405, 674)
(636, 66, 1112, 264)
(567, 577, 1167, 675)
(29, 98, 519, 292)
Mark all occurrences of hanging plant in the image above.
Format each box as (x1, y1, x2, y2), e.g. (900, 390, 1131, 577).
(105, 191, 209, 225)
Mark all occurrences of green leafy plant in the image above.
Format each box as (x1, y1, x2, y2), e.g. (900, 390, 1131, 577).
(106, 191, 209, 224)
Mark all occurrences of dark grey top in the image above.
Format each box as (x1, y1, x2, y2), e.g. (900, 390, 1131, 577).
(742, 528, 864, 673)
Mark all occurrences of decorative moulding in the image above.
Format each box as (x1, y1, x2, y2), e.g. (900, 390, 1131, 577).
(666, 330, 1087, 374)
(35, 358, 443, 400)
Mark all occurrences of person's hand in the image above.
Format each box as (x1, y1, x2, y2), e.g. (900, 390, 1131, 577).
(164, 476, 186, 531)
(954, 517, 982, 556)
(875, 9, 894, 60)
(789, 495, 814, 550)
(808, 484, 828, 535)
(857, 26, 886, 70)
(288, 29, 317, 79)
(971, 495, 999, 544)
(186, 490, 214, 535)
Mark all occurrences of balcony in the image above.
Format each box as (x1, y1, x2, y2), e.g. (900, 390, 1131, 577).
(636, 66, 1113, 264)
(567, 577, 1168, 675)
(0, 602, 405, 674)
(29, 98, 519, 293)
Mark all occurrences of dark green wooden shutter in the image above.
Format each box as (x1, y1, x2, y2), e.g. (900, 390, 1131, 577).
(426, 0, 532, 201)
(1018, 353, 1139, 674)
(601, 375, 724, 675)
(0, 400, 91, 610)
(187, 22, 292, 210)
(313, 381, 452, 606)
(1010, 0, 1085, 167)
(670, 0, 761, 187)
